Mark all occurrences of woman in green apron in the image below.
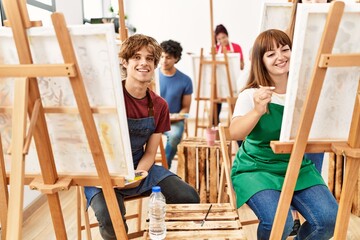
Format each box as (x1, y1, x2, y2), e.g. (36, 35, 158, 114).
(229, 29, 338, 240)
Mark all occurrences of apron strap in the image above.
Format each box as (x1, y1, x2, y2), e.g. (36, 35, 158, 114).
(146, 89, 154, 117)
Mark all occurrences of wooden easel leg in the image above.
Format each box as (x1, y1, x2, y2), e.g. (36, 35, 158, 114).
(51, 13, 128, 240)
(334, 157, 360, 239)
(6, 78, 28, 240)
(0, 137, 8, 240)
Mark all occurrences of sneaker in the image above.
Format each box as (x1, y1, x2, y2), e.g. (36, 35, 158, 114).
(289, 219, 301, 236)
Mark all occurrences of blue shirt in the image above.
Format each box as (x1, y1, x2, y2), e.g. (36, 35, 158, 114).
(159, 69, 193, 113)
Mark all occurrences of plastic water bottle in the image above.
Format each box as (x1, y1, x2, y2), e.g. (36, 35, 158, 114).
(148, 186, 166, 240)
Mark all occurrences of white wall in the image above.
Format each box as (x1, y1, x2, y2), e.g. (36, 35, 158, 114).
(125, 0, 266, 77)
(124, 0, 274, 118)
(55, 0, 83, 25)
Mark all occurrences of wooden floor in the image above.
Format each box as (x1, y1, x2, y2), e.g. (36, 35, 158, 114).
(8, 187, 360, 240)
(2, 118, 360, 239)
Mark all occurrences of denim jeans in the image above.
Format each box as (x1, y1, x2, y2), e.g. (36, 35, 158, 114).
(89, 175, 200, 240)
(304, 153, 324, 173)
(164, 120, 184, 168)
(247, 185, 338, 240)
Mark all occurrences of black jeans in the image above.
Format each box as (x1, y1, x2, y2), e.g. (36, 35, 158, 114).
(89, 175, 200, 240)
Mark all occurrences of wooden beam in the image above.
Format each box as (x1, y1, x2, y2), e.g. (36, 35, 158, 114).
(0, 64, 76, 77)
(270, 2, 345, 239)
(0, 137, 9, 239)
(270, 140, 346, 154)
(52, 12, 128, 239)
(319, 53, 360, 68)
(6, 174, 125, 187)
(0, 106, 117, 114)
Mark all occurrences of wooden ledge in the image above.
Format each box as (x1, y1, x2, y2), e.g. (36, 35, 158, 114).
(29, 176, 72, 194)
(331, 142, 360, 158)
(7, 174, 125, 188)
(270, 140, 347, 154)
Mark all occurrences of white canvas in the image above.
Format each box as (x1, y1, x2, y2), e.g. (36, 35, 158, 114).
(191, 53, 241, 99)
(0, 24, 134, 179)
(259, 2, 293, 33)
(280, 3, 360, 141)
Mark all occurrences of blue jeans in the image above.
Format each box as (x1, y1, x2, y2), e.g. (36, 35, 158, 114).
(304, 153, 324, 173)
(89, 175, 199, 240)
(164, 120, 184, 168)
(247, 185, 338, 240)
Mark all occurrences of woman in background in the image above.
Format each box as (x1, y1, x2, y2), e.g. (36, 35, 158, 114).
(214, 24, 245, 124)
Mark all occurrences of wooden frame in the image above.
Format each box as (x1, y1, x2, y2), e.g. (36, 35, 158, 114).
(269, 2, 360, 239)
(0, 20, 134, 179)
(280, 3, 360, 142)
(0, 1, 134, 239)
(193, 0, 235, 135)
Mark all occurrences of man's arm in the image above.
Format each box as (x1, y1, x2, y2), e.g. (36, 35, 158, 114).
(180, 94, 192, 114)
(136, 133, 162, 171)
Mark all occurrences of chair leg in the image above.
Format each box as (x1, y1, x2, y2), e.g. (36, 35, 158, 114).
(77, 186, 93, 240)
(218, 163, 226, 203)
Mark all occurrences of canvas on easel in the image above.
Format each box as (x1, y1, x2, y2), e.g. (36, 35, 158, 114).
(0, 24, 134, 178)
(258, 1, 292, 33)
(193, 0, 238, 135)
(268, 2, 360, 239)
(280, 3, 360, 142)
(0, 1, 134, 239)
(191, 53, 240, 99)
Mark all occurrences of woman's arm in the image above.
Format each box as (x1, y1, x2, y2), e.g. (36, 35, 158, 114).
(136, 133, 162, 171)
(230, 87, 273, 140)
(229, 110, 262, 140)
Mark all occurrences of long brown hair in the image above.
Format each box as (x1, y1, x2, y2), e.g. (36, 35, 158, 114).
(243, 29, 292, 90)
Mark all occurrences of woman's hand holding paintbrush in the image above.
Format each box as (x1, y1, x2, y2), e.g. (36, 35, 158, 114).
(254, 85, 275, 114)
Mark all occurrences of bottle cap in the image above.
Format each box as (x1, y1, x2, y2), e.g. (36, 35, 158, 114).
(152, 186, 161, 193)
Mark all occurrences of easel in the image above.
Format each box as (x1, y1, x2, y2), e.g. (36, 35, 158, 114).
(0, 0, 131, 239)
(268, 2, 360, 239)
(194, 0, 234, 136)
(117, 0, 128, 41)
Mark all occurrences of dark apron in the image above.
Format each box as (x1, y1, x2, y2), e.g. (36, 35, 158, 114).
(84, 89, 174, 205)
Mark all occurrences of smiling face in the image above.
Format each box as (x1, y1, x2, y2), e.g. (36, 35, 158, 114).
(122, 46, 156, 84)
(216, 32, 229, 46)
(262, 43, 291, 80)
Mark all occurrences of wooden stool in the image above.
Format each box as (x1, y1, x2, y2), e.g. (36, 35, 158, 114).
(177, 137, 230, 203)
(143, 203, 247, 240)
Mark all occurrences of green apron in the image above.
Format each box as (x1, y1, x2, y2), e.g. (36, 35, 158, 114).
(231, 103, 325, 208)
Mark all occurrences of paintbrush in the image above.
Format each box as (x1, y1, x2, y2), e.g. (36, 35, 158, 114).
(201, 204, 213, 227)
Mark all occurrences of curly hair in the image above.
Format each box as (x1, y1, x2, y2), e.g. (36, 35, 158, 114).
(119, 34, 162, 74)
(160, 40, 183, 63)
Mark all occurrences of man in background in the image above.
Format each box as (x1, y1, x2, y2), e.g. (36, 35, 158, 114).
(159, 40, 193, 169)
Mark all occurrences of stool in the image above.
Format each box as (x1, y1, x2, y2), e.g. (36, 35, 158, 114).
(143, 203, 247, 240)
